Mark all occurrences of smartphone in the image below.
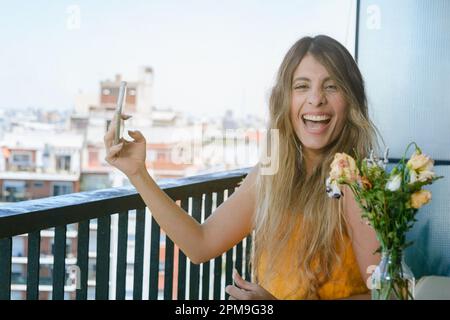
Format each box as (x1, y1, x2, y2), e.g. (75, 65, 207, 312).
(114, 81, 127, 145)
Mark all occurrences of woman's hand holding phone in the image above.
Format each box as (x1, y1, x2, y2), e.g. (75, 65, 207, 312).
(104, 112, 147, 178)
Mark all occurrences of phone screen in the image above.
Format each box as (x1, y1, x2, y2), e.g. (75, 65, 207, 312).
(114, 81, 127, 145)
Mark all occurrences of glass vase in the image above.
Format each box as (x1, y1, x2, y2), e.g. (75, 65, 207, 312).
(371, 250, 415, 300)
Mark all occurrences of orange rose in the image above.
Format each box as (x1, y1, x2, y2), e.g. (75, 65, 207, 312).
(410, 190, 432, 209)
(361, 176, 372, 190)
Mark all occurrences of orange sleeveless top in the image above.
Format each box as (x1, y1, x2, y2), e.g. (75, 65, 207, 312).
(257, 221, 369, 300)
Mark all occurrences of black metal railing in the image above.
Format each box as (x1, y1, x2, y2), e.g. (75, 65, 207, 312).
(0, 167, 251, 300)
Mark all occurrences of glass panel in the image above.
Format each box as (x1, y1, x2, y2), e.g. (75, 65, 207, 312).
(52, 182, 73, 196)
(357, 0, 450, 160)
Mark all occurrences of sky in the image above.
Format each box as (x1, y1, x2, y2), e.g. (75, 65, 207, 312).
(0, 0, 356, 118)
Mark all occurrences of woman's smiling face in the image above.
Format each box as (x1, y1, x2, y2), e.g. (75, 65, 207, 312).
(290, 54, 348, 156)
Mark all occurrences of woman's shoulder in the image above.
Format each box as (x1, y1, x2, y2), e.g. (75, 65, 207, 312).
(237, 164, 259, 190)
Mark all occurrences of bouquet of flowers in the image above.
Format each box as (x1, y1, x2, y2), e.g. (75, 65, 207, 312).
(325, 142, 443, 300)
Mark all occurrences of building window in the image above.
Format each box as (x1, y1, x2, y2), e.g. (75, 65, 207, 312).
(103, 87, 118, 96)
(2, 180, 26, 202)
(147, 150, 156, 161)
(11, 267, 25, 286)
(10, 291, 24, 300)
(33, 181, 44, 188)
(88, 260, 96, 282)
(39, 266, 52, 285)
(10, 151, 33, 168)
(52, 182, 73, 196)
(12, 237, 25, 257)
(55, 155, 71, 171)
(51, 242, 71, 256)
(88, 150, 99, 167)
(157, 151, 168, 161)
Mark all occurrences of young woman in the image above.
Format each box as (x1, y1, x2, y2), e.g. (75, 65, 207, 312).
(103, 35, 381, 300)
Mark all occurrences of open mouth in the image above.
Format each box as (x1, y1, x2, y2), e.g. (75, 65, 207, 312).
(302, 114, 332, 131)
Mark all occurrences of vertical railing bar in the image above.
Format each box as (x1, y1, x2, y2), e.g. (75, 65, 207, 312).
(224, 188, 236, 299)
(177, 197, 189, 300)
(355, 0, 361, 62)
(116, 211, 128, 300)
(213, 191, 224, 300)
(245, 234, 252, 281)
(52, 225, 67, 300)
(202, 192, 213, 300)
(133, 208, 146, 300)
(236, 174, 247, 279)
(26, 231, 41, 300)
(163, 234, 174, 300)
(189, 195, 202, 300)
(95, 215, 111, 300)
(76, 220, 89, 300)
(0, 238, 12, 300)
(235, 241, 243, 280)
(149, 214, 161, 300)
(164, 196, 181, 300)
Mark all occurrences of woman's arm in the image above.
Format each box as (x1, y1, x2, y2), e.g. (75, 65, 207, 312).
(104, 114, 258, 264)
(342, 185, 381, 284)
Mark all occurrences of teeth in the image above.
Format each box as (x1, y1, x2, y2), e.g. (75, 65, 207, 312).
(302, 114, 331, 121)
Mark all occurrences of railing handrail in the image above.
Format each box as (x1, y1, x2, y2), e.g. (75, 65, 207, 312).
(0, 167, 251, 239)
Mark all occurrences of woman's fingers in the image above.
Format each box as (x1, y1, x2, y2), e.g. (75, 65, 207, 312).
(105, 142, 124, 163)
(104, 113, 133, 147)
(225, 285, 249, 300)
(128, 130, 146, 143)
(104, 113, 117, 147)
(233, 269, 254, 291)
(226, 270, 276, 300)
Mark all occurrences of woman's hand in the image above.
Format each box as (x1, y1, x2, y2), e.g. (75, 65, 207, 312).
(225, 269, 277, 300)
(103, 113, 147, 177)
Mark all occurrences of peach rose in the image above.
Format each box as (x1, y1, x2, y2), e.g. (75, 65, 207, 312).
(407, 152, 435, 183)
(330, 152, 360, 184)
(410, 190, 432, 209)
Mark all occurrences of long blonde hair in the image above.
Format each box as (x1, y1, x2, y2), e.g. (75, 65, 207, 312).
(251, 35, 380, 298)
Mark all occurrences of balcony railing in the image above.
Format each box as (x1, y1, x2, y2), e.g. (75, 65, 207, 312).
(0, 167, 251, 300)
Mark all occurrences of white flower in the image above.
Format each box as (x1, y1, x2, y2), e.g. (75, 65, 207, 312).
(383, 147, 390, 165)
(377, 159, 386, 169)
(326, 177, 342, 199)
(409, 169, 435, 184)
(364, 149, 387, 170)
(364, 150, 376, 168)
(386, 174, 402, 192)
